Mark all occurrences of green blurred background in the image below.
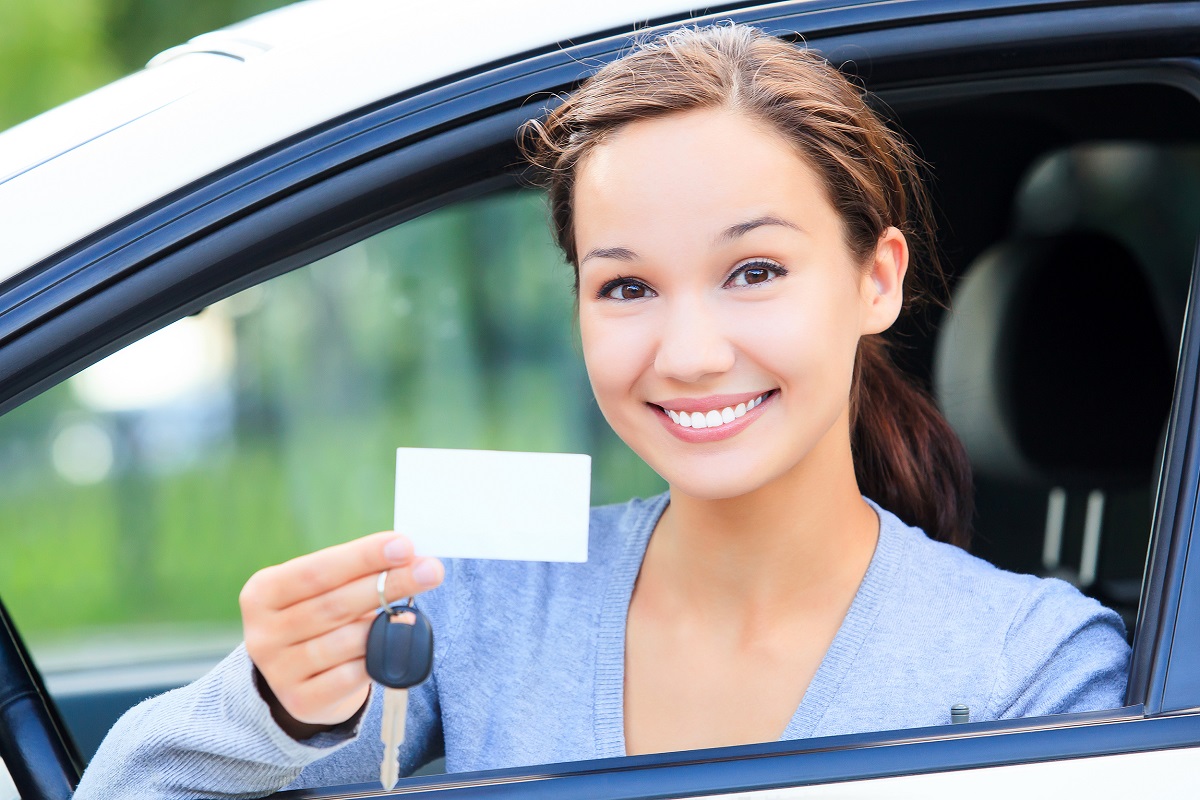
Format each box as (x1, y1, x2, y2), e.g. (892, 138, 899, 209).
(0, 0, 664, 660)
(0, 0, 289, 130)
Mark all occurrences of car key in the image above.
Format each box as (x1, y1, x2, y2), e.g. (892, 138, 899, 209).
(367, 578, 435, 790)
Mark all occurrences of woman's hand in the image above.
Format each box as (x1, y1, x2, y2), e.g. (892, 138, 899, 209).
(239, 532, 444, 737)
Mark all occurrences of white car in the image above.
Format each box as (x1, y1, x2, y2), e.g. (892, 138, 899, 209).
(1, 0, 1198, 797)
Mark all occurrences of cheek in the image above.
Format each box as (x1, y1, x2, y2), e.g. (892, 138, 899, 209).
(727, 288, 862, 393)
(579, 311, 655, 413)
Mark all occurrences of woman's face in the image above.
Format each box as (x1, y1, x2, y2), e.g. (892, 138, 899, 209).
(574, 107, 906, 501)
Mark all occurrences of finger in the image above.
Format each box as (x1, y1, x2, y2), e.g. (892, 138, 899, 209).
(272, 658, 372, 727)
(273, 557, 444, 643)
(267, 617, 373, 686)
(243, 532, 415, 611)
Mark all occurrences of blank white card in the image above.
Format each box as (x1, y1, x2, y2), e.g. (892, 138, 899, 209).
(394, 447, 591, 562)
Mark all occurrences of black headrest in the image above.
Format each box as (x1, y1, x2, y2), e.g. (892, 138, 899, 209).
(934, 231, 1173, 488)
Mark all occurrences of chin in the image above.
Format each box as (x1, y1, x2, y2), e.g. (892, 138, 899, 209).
(651, 462, 780, 502)
(670, 482, 760, 502)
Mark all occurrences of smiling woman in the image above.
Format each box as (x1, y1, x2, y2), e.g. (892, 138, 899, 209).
(72, 22, 1130, 797)
(518, 24, 1125, 757)
(566, 107, 909, 752)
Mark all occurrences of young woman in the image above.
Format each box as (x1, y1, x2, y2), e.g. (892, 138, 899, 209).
(75, 23, 1129, 797)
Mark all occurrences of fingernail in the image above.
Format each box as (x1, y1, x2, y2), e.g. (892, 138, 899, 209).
(383, 537, 412, 564)
(413, 559, 442, 588)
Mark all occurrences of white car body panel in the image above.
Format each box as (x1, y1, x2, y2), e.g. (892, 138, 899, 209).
(703, 745, 1200, 799)
(0, 0, 746, 281)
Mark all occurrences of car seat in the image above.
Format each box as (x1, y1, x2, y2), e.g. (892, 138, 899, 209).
(933, 231, 1174, 635)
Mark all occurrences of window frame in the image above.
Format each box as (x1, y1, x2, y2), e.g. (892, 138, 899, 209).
(1148, 241, 1200, 716)
(4, 2, 1200, 798)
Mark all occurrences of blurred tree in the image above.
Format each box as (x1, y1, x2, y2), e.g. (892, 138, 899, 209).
(0, 0, 120, 129)
(102, 0, 284, 73)
(0, 0, 289, 130)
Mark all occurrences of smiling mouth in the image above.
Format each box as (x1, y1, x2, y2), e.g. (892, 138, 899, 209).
(659, 391, 775, 430)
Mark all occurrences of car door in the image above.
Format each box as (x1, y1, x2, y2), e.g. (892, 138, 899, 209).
(3, 2, 1200, 799)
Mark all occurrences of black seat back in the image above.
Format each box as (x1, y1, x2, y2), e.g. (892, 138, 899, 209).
(933, 231, 1173, 631)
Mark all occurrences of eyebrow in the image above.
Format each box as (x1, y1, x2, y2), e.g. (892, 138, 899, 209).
(579, 246, 637, 266)
(718, 214, 803, 242)
(578, 215, 802, 266)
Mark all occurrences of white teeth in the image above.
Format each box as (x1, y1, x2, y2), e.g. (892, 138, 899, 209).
(665, 393, 770, 430)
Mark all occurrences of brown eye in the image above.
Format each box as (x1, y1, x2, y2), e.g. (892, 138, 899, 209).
(600, 279, 656, 300)
(726, 260, 787, 288)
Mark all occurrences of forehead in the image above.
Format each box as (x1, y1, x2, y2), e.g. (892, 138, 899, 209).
(573, 107, 836, 247)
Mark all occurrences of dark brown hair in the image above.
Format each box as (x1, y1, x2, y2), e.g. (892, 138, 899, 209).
(520, 23, 973, 547)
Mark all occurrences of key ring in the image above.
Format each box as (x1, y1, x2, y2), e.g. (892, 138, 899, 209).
(376, 570, 413, 617)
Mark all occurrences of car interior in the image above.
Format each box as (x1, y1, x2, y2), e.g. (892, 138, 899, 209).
(883, 77, 1200, 637)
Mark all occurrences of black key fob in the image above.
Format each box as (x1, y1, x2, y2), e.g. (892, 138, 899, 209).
(366, 603, 434, 689)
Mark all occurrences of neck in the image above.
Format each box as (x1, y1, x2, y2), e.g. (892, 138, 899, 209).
(645, 411, 879, 620)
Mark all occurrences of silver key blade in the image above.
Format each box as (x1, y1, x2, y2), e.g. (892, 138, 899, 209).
(380, 687, 408, 790)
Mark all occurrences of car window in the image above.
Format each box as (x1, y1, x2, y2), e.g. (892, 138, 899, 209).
(0, 188, 664, 764)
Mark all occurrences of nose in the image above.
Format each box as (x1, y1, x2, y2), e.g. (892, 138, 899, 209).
(653, 296, 736, 383)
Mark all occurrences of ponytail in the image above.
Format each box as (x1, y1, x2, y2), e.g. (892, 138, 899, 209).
(851, 335, 973, 548)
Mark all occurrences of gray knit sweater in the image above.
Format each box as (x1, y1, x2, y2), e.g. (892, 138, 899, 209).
(74, 495, 1130, 798)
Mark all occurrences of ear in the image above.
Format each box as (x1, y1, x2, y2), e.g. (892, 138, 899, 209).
(859, 226, 909, 335)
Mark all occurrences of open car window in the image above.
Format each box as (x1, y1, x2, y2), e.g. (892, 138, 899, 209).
(0, 187, 665, 770)
(5, 4, 1200, 798)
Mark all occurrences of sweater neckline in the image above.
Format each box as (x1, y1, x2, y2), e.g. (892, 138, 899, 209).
(591, 493, 903, 758)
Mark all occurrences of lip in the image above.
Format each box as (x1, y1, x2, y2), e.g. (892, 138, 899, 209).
(652, 390, 768, 414)
(650, 390, 776, 443)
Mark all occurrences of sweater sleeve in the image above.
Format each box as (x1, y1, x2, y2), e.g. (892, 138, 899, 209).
(73, 567, 459, 799)
(72, 643, 364, 799)
(986, 578, 1131, 720)
(74, 641, 446, 799)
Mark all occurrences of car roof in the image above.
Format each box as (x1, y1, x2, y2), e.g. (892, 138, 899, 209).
(0, 0, 744, 282)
